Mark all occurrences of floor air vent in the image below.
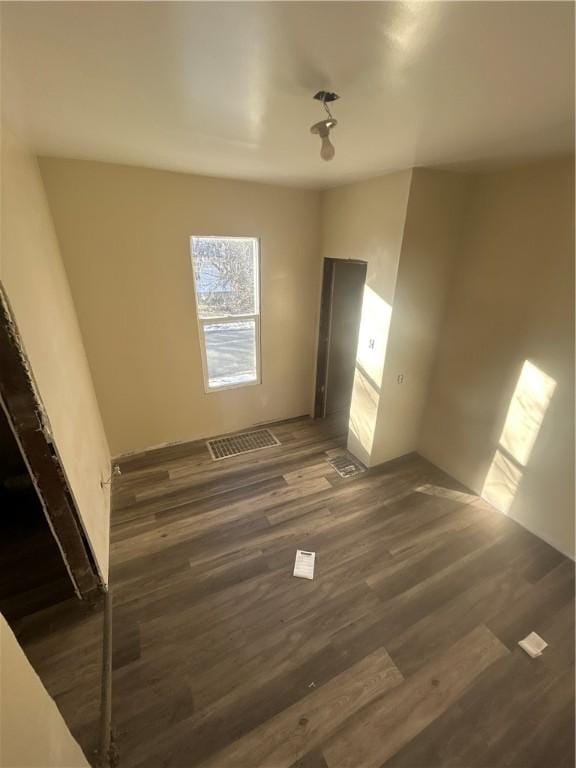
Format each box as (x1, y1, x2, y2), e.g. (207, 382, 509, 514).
(206, 429, 280, 461)
(328, 454, 366, 478)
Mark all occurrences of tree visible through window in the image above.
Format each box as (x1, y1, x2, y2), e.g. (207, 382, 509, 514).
(190, 236, 260, 390)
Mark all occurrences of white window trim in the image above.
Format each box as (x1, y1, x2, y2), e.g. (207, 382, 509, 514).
(190, 236, 262, 394)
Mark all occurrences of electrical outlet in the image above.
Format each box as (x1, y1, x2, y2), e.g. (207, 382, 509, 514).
(397, 374, 404, 384)
(368, 338, 375, 350)
(101, 464, 122, 489)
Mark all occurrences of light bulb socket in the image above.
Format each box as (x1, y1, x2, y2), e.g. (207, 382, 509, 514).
(310, 118, 337, 136)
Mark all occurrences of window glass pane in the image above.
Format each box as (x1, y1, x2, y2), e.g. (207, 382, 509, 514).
(191, 237, 258, 318)
(203, 320, 257, 388)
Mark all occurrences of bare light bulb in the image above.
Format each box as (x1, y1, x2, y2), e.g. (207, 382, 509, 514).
(320, 134, 335, 161)
(311, 116, 337, 162)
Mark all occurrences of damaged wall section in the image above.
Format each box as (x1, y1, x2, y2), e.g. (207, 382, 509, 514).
(0, 126, 112, 581)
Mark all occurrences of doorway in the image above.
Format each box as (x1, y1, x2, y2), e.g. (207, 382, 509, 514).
(0, 402, 75, 620)
(0, 290, 102, 605)
(315, 259, 367, 420)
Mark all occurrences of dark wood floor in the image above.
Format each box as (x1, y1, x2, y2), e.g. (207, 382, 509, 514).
(15, 416, 575, 767)
(13, 590, 104, 763)
(0, 481, 75, 621)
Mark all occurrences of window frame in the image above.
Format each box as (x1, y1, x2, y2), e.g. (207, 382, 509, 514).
(190, 235, 262, 393)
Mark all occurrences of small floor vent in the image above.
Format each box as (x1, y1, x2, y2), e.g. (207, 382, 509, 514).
(206, 429, 280, 461)
(328, 454, 366, 479)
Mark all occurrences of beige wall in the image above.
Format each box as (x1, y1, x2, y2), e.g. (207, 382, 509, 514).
(40, 159, 321, 456)
(320, 169, 467, 467)
(24, 146, 574, 559)
(419, 158, 575, 557)
(372, 169, 470, 464)
(0, 615, 89, 768)
(321, 171, 412, 465)
(1, 128, 111, 579)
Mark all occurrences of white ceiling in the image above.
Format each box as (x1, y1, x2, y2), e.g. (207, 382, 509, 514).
(2, 2, 574, 188)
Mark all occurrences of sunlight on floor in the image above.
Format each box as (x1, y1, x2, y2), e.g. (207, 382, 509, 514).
(415, 484, 478, 505)
(482, 360, 557, 514)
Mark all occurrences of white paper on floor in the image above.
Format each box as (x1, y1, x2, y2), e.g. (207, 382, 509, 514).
(518, 631, 548, 658)
(293, 550, 316, 580)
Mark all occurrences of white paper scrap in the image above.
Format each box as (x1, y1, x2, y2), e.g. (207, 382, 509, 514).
(293, 550, 316, 580)
(518, 631, 548, 658)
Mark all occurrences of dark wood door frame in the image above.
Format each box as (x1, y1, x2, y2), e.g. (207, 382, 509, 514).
(314, 258, 367, 419)
(0, 288, 103, 600)
(314, 259, 335, 418)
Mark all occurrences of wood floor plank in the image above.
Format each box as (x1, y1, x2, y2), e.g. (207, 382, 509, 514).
(487, 559, 575, 650)
(116, 581, 384, 722)
(289, 750, 329, 768)
(323, 625, 509, 768)
(17, 414, 568, 768)
(198, 647, 403, 768)
(111, 477, 332, 564)
(383, 598, 575, 768)
(385, 566, 530, 677)
(103, 417, 575, 768)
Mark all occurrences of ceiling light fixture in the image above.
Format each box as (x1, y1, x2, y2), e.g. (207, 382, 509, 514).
(310, 91, 339, 162)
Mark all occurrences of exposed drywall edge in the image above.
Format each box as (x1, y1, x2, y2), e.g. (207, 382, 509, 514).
(0, 281, 107, 589)
(18, 212, 112, 587)
(34, 152, 113, 545)
(1, 127, 112, 579)
(0, 283, 54, 438)
(0, 284, 102, 596)
(0, 394, 81, 599)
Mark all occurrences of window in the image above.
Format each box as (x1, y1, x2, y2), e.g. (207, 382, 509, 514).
(190, 236, 261, 391)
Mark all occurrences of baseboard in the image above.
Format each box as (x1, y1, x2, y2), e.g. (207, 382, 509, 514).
(417, 449, 575, 562)
(502, 507, 576, 562)
(112, 413, 311, 461)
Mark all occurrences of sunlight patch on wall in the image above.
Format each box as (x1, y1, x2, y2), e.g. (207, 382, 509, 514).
(482, 448, 524, 514)
(348, 285, 391, 460)
(356, 285, 391, 385)
(349, 365, 380, 460)
(482, 360, 556, 514)
(498, 360, 557, 466)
